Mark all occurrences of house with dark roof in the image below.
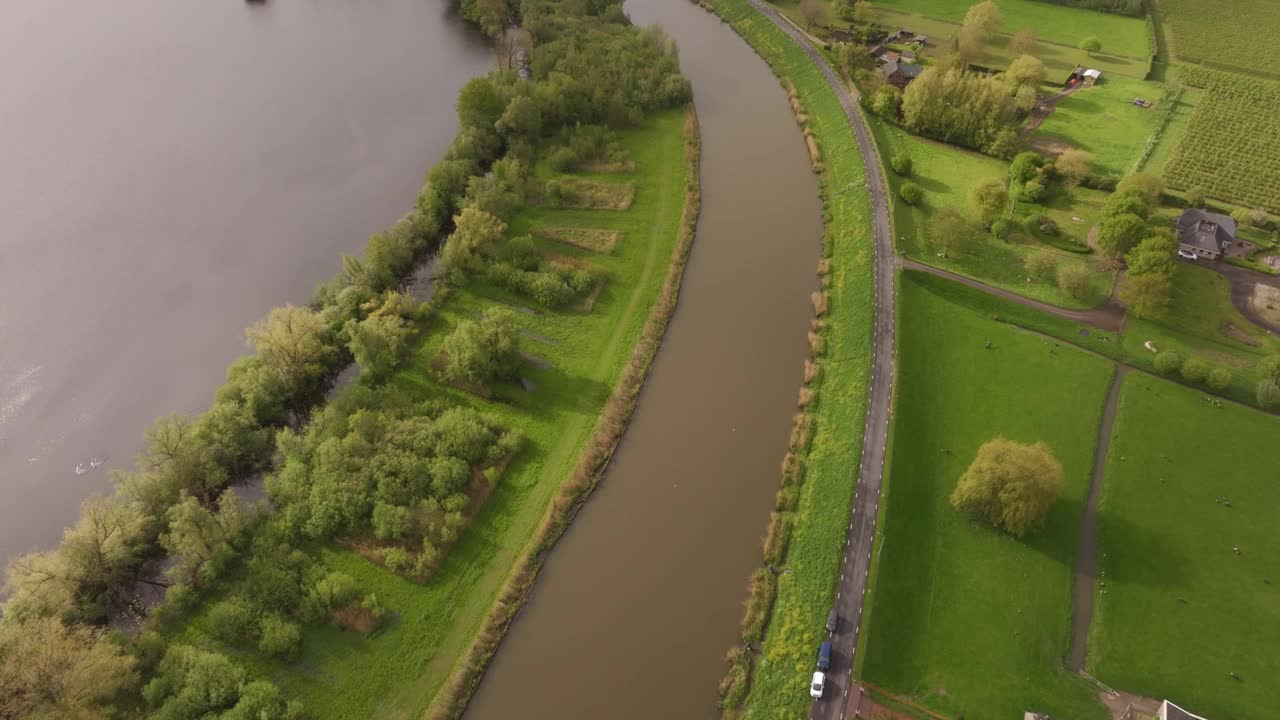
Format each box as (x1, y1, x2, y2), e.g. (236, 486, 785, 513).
(1176, 208, 1237, 260)
(882, 60, 924, 89)
(1159, 699, 1209, 720)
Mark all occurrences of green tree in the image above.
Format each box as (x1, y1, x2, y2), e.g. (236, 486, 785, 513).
(1015, 84, 1038, 112)
(1122, 270, 1173, 319)
(853, 0, 874, 24)
(1025, 249, 1058, 279)
(1154, 350, 1182, 375)
(207, 597, 257, 647)
(833, 0, 856, 21)
(901, 67, 1017, 151)
(1116, 172, 1164, 205)
(1184, 187, 1206, 208)
(890, 152, 913, 176)
(440, 207, 508, 277)
(869, 85, 901, 117)
(1057, 262, 1091, 299)
(1103, 189, 1151, 219)
(1207, 366, 1232, 392)
(345, 293, 415, 384)
(1009, 151, 1042, 183)
(441, 307, 519, 388)
(1021, 179, 1047, 203)
(969, 177, 1010, 224)
(498, 93, 541, 142)
(1256, 379, 1280, 409)
(161, 490, 247, 586)
(926, 207, 982, 255)
(898, 181, 924, 205)
(1079, 35, 1102, 54)
(1097, 213, 1149, 258)
(257, 615, 301, 661)
(962, 0, 1002, 39)
(951, 438, 1064, 537)
(1181, 357, 1210, 384)
(245, 305, 334, 407)
(456, 76, 506, 130)
(0, 616, 137, 719)
(1003, 54, 1047, 92)
(1055, 148, 1092, 187)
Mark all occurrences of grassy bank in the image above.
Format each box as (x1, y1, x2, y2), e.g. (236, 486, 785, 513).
(1089, 373, 1280, 720)
(691, 0, 876, 717)
(860, 273, 1112, 720)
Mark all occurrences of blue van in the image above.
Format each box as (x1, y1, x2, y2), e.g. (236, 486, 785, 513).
(817, 640, 832, 671)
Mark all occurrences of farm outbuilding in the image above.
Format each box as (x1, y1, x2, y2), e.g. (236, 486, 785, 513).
(1065, 66, 1103, 86)
(1159, 700, 1209, 720)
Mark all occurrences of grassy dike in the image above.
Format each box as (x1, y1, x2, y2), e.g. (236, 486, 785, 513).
(690, 1, 877, 716)
(423, 108, 704, 719)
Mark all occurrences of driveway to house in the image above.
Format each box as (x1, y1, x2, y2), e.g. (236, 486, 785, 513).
(1184, 257, 1280, 334)
(741, 3, 895, 719)
(901, 259, 1127, 332)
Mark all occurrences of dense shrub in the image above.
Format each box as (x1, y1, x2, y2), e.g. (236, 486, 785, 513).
(1154, 350, 1183, 375)
(258, 615, 302, 661)
(1021, 179, 1047, 203)
(898, 181, 924, 205)
(1181, 357, 1210, 384)
(206, 598, 257, 647)
(1207, 366, 1232, 392)
(889, 152, 913, 176)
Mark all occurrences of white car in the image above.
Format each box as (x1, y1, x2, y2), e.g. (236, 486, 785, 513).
(810, 671, 825, 699)
(1177, 249, 1198, 260)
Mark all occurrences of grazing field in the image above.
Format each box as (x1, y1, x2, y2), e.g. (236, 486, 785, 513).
(1033, 76, 1169, 176)
(1143, 86, 1201, 175)
(691, 0, 878, 717)
(1158, 0, 1280, 79)
(1163, 66, 1280, 211)
(870, 0, 1150, 58)
(1120, 263, 1280, 399)
(205, 110, 692, 719)
(861, 274, 1113, 720)
(870, 118, 1116, 308)
(1089, 374, 1280, 720)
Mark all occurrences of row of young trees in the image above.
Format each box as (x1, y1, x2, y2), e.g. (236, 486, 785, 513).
(1, 0, 692, 717)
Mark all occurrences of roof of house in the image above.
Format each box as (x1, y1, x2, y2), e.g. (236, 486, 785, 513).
(868, 44, 885, 56)
(1162, 700, 1209, 720)
(881, 50, 901, 62)
(1177, 208, 1237, 253)
(882, 61, 924, 80)
(901, 50, 917, 61)
(1084, 68, 1102, 78)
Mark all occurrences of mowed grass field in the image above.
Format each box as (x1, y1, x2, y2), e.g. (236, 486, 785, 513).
(860, 274, 1113, 720)
(1158, 0, 1280, 78)
(870, 0, 1150, 58)
(1033, 76, 1169, 176)
(1089, 374, 1280, 720)
(869, 118, 1116, 308)
(222, 110, 691, 719)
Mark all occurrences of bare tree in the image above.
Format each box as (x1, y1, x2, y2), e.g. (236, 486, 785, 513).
(495, 27, 532, 72)
(797, 0, 828, 30)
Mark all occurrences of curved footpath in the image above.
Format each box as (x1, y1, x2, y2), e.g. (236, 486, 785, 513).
(741, 3, 895, 718)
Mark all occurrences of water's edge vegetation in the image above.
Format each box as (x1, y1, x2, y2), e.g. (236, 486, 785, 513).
(0, 2, 697, 717)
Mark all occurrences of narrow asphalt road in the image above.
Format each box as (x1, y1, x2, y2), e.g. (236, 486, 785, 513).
(741, 3, 895, 719)
(901, 258, 1127, 332)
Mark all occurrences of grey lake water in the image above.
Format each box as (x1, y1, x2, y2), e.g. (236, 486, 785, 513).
(0, 0, 491, 564)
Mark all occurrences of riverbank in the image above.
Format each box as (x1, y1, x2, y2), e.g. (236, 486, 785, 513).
(688, 0, 880, 717)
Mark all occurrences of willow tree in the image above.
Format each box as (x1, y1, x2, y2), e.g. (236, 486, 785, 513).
(951, 438, 1063, 536)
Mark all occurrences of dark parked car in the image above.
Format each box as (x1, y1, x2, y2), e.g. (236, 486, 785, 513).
(817, 640, 832, 671)
(826, 609, 838, 634)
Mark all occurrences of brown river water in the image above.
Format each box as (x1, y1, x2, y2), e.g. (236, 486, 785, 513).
(464, 0, 823, 716)
(0, 0, 491, 564)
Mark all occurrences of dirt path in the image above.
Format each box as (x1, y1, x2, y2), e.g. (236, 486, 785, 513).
(900, 259, 1128, 332)
(1187, 258, 1280, 334)
(740, 3, 897, 719)
(1067, 365, 1127, 671)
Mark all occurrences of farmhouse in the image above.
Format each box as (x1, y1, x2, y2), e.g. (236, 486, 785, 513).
(882, 60, 924, 90)
(1158, 699, 1209, 720)
(1175, 208, 1237, 260)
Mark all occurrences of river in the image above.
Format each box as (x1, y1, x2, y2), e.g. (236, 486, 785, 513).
(463, 0, 823, 716)
(0, 0, 491, 564)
